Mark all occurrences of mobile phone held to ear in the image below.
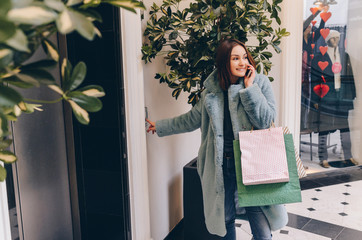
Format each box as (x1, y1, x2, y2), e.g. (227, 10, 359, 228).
(245, 68, 252, 78)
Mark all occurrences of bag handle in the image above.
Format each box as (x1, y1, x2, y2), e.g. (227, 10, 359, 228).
(250, 121, 275, 132)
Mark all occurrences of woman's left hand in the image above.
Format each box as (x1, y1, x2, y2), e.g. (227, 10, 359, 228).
(244, 65, 256, 88)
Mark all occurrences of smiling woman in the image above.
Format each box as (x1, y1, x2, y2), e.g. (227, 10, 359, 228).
(146, 38, 285, 240)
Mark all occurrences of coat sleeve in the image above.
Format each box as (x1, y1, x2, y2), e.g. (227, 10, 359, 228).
(155, 99, 202, 137)
(238, 74, 276, 129)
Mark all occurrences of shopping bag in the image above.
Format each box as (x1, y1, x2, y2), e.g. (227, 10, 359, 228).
(282, 127, 307, 178)
(238, 127, 289, 185)
(233, 134, 302, 207)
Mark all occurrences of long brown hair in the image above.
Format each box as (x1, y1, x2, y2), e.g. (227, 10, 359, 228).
(215, 39, 256, 90)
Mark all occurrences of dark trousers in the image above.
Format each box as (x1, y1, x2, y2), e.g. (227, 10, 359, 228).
(318, 128, 352, 161)
(222, 155, 272, 240)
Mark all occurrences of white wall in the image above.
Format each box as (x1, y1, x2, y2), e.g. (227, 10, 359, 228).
(141, 1, 284, 239)
(141, 1, 200, 239)
(347, 0, 362, 163)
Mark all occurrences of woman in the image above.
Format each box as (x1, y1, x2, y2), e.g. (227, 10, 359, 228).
(146, 39, 288, 239)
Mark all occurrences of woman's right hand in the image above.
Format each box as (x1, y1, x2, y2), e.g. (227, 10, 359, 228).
(146, 118, 156, 134)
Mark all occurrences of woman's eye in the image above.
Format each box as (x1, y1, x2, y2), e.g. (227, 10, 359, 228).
(232, 57, 239, 60)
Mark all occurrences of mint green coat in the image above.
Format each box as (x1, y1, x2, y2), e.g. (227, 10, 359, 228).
(156, 70, 288, 236)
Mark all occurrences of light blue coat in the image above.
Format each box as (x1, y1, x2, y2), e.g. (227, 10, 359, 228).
(156, 70, 288, 236)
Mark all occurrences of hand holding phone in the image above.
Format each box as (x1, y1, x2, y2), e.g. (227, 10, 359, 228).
(245, 65, 253, 78)
(245, 68, 252, 78)
(244, 65, 255, 88)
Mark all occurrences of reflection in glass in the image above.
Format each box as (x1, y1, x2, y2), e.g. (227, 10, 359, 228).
(300, 0, 360, 170)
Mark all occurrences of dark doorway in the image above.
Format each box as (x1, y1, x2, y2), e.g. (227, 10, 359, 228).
(63, 5, 131, 240)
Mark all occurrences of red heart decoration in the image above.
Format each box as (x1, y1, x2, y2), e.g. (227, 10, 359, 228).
(319, 46, 328, 56)
(320, 28, 330, 40)
(310, 7, 319, 15)
(311, 44, 315, 50)
(320, 12, 332, 22)
(314, 84, 330, 98)
(312, 20, 317, 26)
(318, 61, 329, 71)
(310, 54, 314, 60)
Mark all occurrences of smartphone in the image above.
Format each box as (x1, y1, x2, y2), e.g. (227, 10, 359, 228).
(245, 68, 252, 78)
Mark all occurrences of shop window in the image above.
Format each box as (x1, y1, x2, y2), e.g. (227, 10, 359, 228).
(300, 0, 361, 171)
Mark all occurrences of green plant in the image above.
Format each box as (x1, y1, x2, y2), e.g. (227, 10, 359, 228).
(0, 0, 145, 181)
(142, 0, 289, 105)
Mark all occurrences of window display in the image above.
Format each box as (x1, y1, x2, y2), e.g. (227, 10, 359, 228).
(300, 0, 360, 170)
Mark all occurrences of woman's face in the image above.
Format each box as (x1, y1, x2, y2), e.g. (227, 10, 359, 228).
(327, 37, 340, 48)
(230, 45, 250, 79)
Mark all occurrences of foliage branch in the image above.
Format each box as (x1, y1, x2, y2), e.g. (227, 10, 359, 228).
(142, 0, 289, 105)
(0, 0, 145, 181)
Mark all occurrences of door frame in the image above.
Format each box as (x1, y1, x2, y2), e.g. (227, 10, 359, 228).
(119, 9, 152, 240)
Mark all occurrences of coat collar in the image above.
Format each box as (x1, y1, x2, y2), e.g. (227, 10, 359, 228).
(203, 69, 222, 93)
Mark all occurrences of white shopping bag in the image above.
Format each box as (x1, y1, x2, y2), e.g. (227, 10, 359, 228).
(238, 127, 289, 185)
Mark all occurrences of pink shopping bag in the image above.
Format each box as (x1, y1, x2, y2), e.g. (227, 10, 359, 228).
(238, 127, 289, 185)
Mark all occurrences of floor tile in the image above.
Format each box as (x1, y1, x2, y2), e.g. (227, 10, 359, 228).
(335, 227, 362, 240)
(286, 213, 311, 229)
(273, 226, 331, 240)
(301, 219, 344, 238)
(235, 218, 252, 235)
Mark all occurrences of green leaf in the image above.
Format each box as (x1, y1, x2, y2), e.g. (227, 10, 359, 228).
(81, 0, 101, 9)
(262, 51, 272, 58)
(61, 58, 72, 89)
(44, 0, 66, 12)
(41, 39, 59, 61)
(0, 165, 6, 182)
(172, 88, 182, 100)
(3, 75, 35, 88)
(0, 139, 12, 150)
(0, 48, 13, 69)
(76, 9, 103, 23)
(7, 5, 58, 26)
(0, 150, 17, 163)
(0, 85, 23, 107)
(20, 69, 56, 85)
(68, 92, 102, 112)
(78, 85, 105, 97)
(5, 29, 30, 52)
(0, 112, 9, 137)
(68, 100, 89, 125)
(56, 8, 95, 40)
(69, 61, 86, 91)
(56, 8, 76, 35)
(13, 73, 40, 87)
(0, 17, 16, 42)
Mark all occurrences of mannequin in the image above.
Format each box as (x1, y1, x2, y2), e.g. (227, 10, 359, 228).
(311, 30, 357, 168)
